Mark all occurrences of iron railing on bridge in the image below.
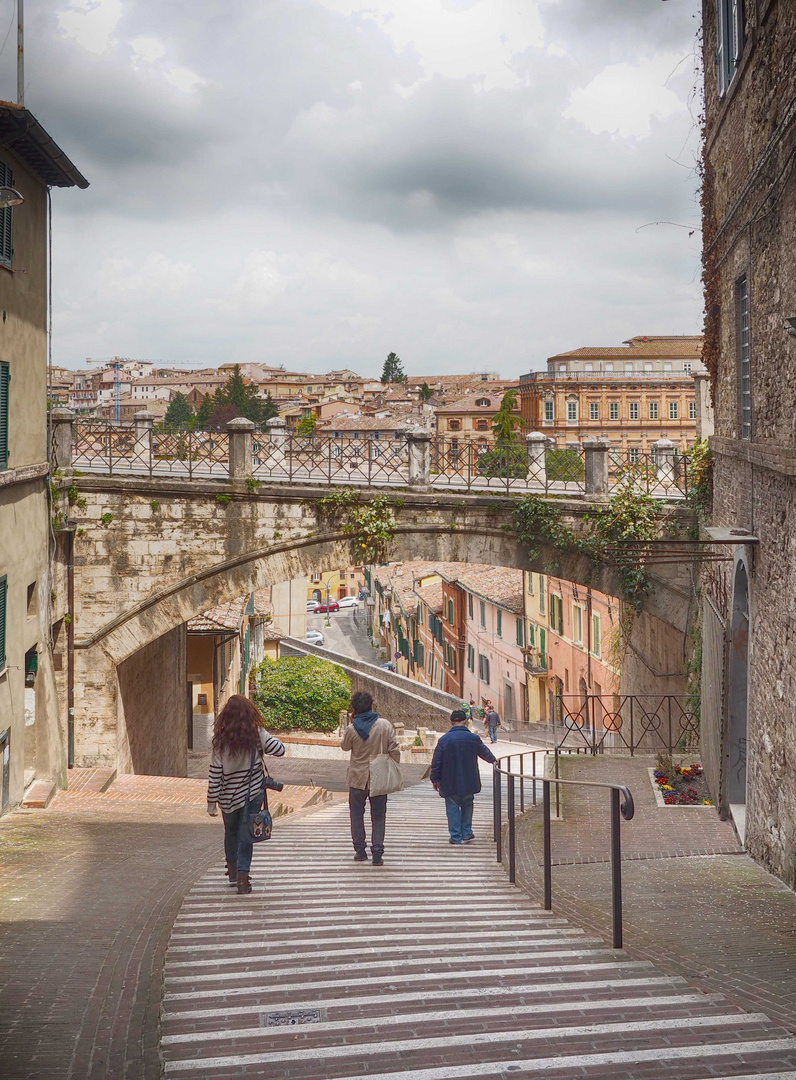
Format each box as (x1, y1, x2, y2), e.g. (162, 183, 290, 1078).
(71, 420, 230, 479)
(553, 694, 699, 756)
(251, 434, 409, 485)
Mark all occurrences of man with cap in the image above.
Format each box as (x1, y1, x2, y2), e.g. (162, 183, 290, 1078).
(430, 709, 498, 845)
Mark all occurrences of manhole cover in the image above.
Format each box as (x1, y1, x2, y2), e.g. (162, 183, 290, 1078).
(262, 1009, 326, 1027)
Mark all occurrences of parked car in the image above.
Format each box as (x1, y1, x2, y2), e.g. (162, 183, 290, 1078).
(337, 596, 359, 609)
(380, 662, 396, 672)
(306, 600, 320, 612)
(314, 600, 340, 613)
(305, 629, 325, 646)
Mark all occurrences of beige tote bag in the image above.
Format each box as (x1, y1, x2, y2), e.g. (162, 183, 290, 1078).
(369, 754, 404, 797)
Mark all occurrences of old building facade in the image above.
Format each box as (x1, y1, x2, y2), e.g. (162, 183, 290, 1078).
(700, 0, 796, 881)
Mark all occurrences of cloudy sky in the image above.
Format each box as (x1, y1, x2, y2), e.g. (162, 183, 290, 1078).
(7, 0, 702, 376)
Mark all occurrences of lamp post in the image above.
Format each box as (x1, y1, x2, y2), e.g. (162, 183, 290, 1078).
(325, 581, 332, 627)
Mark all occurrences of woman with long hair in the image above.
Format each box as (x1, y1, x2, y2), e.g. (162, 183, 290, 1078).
(206, 694, 285, 894)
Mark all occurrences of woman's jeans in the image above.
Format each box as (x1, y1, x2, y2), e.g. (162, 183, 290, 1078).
(445, 794, 475, 843)
(222, 794, 263, 873)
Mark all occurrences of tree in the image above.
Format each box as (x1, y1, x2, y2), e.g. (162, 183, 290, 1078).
(296, 414, 317, 436)
(261, 391, 278, 423)
(418, 382, 433, 402)
(195, 393, 214, 428)
(250, 654, 351, 732)
(164, 391, 194, 429)
(207, 403, 241, 431)
(491, 388, 521, 444)
(380, 351, 406, 384)
(215, 364, 265, 423)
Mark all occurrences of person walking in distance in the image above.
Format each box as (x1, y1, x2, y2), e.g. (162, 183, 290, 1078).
(430, 709, 497, 845)
(206, 695, 285, 894)
(484, 701, 502, 744)
(341, 690, 401, 865)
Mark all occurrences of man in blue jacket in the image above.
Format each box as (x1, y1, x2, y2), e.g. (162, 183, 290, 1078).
(430, 709, 498, 845)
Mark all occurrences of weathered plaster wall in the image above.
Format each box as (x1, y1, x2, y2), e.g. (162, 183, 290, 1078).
(116, 624, 187, 776)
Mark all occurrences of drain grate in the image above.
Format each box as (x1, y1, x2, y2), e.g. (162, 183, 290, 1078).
(262, 1008, 327, 1027)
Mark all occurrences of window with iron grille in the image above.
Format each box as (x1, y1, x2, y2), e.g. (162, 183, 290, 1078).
(609, 402, 618, 420)
(0, 160, 13, 268)
(0, 362, 8, 471)
(738, 274, 751, 439)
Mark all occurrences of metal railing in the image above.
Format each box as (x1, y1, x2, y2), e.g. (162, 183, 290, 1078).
(492, 751, 634, 948)
(251, 434, 409, 485)
(72, 420, 230, 478)
(553, 694, 699, 756)
(609, 451, 690, 499)
(430, 439, 587, 496)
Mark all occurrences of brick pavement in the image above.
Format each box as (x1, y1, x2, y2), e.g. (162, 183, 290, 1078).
(510, 754, 796, 1035)
(0, 771, 326, 1080)
(160, 781, 796, 1080)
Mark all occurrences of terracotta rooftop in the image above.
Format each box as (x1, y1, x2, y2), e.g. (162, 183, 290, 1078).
(437, 565, 525, 614)
(187, 596, 247, 634)
(435, 392, 520, 414)
(549, 336, 703, 361)
(414, 580, 443, 613)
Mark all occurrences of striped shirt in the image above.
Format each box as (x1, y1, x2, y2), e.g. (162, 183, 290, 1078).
(207, 727, 285, 814)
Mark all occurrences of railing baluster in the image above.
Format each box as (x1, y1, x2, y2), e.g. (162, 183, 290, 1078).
(610, 787, 623, 948)
(542, 779, 552, 910)
(508, 773, 516, 883)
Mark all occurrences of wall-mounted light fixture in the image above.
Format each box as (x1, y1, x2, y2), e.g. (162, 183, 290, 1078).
(0, 187, 23, 209)
(784, 316, 796, 338)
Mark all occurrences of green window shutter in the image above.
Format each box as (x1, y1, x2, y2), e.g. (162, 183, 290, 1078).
(0, 575, 6, 670)
(0, 161, 12, 267)
(0, 362, 8, 470)
(540, 628, 546, 666)
(516, 618, 524, 647)
(496, 610, 502, 637)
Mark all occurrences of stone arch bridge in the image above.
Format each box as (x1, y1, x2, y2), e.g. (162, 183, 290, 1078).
(56, 467, 696, 778)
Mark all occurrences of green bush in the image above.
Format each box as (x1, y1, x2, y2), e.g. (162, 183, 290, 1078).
(546, 447, 585, 482)
(477, 443, 527, 479)
(251, 654, 351, 732)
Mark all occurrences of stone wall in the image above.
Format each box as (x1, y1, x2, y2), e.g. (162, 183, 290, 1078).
(116, 624, 187, 776)
(280, 638, 462, 731)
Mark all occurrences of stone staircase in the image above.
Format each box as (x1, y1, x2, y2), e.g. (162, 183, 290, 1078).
(160, 783, 796, 1079)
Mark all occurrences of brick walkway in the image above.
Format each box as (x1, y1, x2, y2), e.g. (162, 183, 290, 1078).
(0, 771, 325, 1080)
(510, 754, 796, 1036)
(161, 782, 796, 1079)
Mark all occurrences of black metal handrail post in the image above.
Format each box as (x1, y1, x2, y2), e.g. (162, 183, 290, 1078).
(507, 773, 516, 883)
(610, 786, 623, 948)
(494, 766, 502, 863)
(542, 778, 552, 910)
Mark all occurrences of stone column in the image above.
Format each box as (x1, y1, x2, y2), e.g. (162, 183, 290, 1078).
(583, 436, 611, 500)
(693, 371, 714, 439)
(525, 432, 547, 487)
(132, 410, 154, 465)
(266, 416, 289, 465)
(406, 429, 432, 488)
(652, 437, 676, 486)
(227, 417, 256, 480)
(50, 408, 75, 471)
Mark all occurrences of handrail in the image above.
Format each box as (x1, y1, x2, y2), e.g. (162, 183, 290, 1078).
(491, 751, 634, 948)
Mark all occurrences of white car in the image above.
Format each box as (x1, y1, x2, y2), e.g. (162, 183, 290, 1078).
(337, 596, 360, 609)
(306, 601, 320, 613)
(305, 629, 325, 646)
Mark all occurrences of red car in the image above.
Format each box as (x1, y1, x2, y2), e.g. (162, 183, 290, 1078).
(314, 600, 340, 613)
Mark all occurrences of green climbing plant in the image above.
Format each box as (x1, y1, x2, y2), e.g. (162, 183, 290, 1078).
(686, 438, 713, 518)
(316, 490, 397, 564)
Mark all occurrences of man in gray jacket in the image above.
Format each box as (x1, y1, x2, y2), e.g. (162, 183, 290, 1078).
(341, 690, 401, 865)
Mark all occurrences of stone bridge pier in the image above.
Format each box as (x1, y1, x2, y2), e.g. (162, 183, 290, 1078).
(58, 473, 696, 776)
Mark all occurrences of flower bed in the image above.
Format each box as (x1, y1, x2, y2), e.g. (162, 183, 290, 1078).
(651, 760, 713, 806)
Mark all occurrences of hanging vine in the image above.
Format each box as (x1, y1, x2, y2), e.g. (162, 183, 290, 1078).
(315, 490, 398, 564)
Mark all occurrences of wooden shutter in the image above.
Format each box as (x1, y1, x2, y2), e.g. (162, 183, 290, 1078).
(0, 362, 8, 471)
(0, 161, 12, 267)
(0, 576, 6, 671)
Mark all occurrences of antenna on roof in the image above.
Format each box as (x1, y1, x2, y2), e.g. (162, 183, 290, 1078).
(17, 0, 23, 107)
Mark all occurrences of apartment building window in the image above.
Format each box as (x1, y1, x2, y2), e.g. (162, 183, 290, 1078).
(467, 644, 475, 671)
(584, 363, 593, 372)
(628, 447, 641, 464)
(0, 160, 13, 268)
(644, 362, 653, 372)
(566, 401, 578, 422)
(496, 610, 502, 637)
(475, 418, 489, 431)
(625, 363, 633, 372)
(663, 363, 672, 372)
(478, 654, 490, 684)
(716, 0, 746, 98)
(629, 401, 639, 420)
(572, 604, 583, 645)
(448, 419, 461, 431)
(689, 400, 696, 420)
(529, 624, 535, 646)
(605, 363, 613, 372)
(539, 627, 546, 664)
(683, 362, 692, 375)
(609, 402, 618, 421)
(448, 599, 454, 623)
(649, 401, 659, 420)
(669, 401, 679, 420)
(539, 576, 545, 615)
(468, 592, 474, 619)
(526, 572, 533, 594)
(738, 274, 751, 439)
(0, 362, 8, 471)
(592, 614, 601, 658)
(544, 400, 554, 422)
(516, 618, 524, 647)
(589, 402, 599, 420)
(550, 594, 564, 635)
(449, 649, 456, 674)
(479, 600, 486, 627)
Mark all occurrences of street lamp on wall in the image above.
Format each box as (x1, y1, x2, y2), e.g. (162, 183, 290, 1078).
(784, 316, 796, 339)
(0, 188, 23, 209)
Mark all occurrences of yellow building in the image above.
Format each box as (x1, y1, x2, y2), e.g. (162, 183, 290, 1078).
(307, 567, 364, 603)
